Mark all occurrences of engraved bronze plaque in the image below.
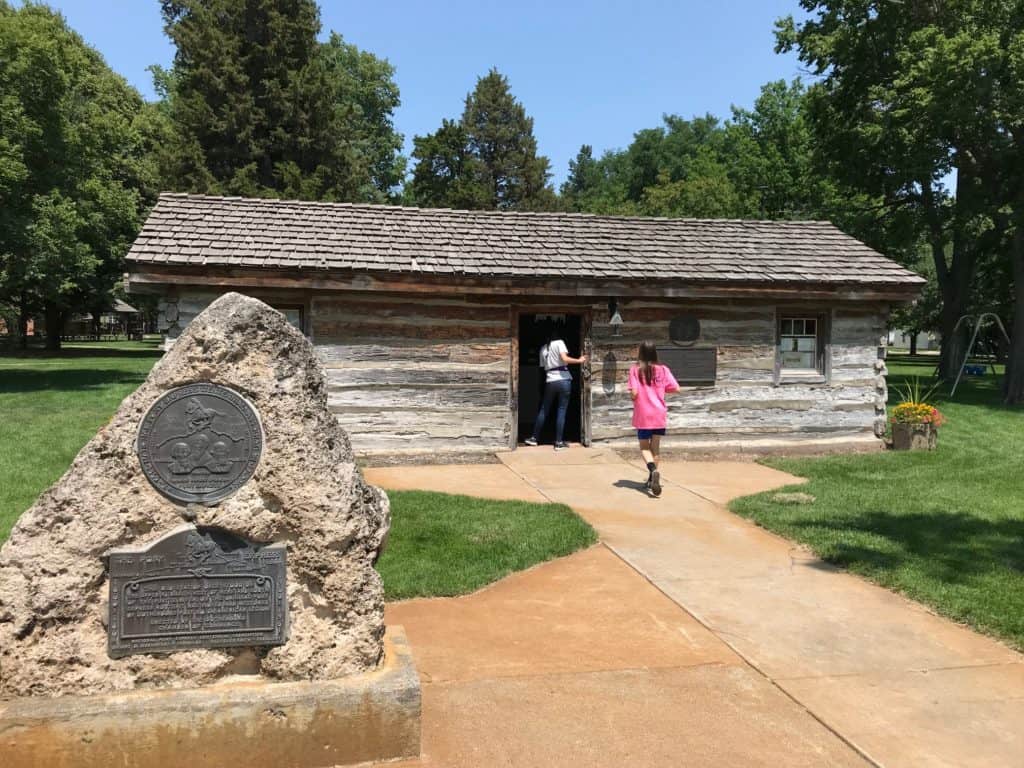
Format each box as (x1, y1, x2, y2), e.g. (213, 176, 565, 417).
(107, 526, 287, 658)
(657, 346, 718, 385)
(137, 383, 262, 505)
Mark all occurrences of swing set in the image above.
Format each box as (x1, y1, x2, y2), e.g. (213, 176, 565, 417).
(946, 313, 1012, 397)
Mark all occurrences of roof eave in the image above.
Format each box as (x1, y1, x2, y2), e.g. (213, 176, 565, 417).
(126, 262, 924, 303)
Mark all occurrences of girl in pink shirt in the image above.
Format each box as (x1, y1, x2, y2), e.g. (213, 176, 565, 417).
(628, 341, 680, 497)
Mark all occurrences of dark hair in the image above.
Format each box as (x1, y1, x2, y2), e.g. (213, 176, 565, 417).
(638, 341, 658, 385)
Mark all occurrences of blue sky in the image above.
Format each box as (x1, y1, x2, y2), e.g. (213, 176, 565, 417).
(36, 1, 810, 186)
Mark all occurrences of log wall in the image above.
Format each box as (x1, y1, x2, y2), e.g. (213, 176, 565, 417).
(312, 295, 513, 454)
(587, 299, 888, 448)
(157, 289, 889, 455)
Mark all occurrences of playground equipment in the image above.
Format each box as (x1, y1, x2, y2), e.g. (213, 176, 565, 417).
(949, 313, 1012, 397)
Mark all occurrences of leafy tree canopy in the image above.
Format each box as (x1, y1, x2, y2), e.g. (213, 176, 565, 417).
(776, 0, 1024, 396)
(0, 1, 153, 348)
(560, 80, 876, 225)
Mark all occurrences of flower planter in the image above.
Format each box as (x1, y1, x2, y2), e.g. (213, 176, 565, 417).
(891, 422, 937, 451)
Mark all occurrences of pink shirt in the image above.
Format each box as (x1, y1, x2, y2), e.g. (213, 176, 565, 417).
(629, 364, 680, 429)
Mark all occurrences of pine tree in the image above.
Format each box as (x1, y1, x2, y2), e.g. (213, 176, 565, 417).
(409, 69, 554, 210)
(561, 145, 600, 211)
(158, 0, 402, 200)
(410, 120, 489, 210)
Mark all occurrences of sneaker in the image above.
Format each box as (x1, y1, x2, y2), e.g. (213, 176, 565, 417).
(554, 442, 569, 451)
(650, 470, 662, 497)
(524, 437, 538, 446)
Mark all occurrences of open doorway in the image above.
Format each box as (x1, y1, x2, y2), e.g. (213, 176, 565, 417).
(517, 313, 584, 445)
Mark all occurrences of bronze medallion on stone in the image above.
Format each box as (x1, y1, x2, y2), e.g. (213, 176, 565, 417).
(137, 382, 263, 505)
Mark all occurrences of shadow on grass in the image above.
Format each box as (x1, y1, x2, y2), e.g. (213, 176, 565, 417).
(784, 509, 1024, 586)
(0, 368, 151, 393)
(0, 346, 162, 360)
(886, 369, 1012, 411)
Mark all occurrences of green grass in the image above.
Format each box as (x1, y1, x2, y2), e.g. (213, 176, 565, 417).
(731, 358, 1024, 650)
(376, 490, 597, 600)
(0, 340, 163, 539)
(0, 342, 597, 600)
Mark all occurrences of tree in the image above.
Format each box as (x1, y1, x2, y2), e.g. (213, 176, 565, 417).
(409, 120, 490, 209)
(559, 87, 847, 222)
(561, 114, 740, 217)
(158, 0, 403, 201)
(560, 145, 600, 211)
(409, 69, 555, 210)
(775, 1, 1023, 391)
(318, 33, 405, 201)
(889, 252, 942, 355)
(640, 157, 743, 219)
(724, 80, 827, 220)
(0, 2, 151, 349)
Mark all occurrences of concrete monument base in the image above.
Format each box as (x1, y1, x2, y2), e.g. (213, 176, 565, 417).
(0, 627, 420, 768)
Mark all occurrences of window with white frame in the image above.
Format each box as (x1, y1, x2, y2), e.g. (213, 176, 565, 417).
(778, 316, 823, 372)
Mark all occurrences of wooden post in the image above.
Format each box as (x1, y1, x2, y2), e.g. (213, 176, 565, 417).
(581, 310, 593, 447)
(509, 307, 520, 450)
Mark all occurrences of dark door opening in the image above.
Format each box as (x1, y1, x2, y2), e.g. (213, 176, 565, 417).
(517, 313, 583, 444)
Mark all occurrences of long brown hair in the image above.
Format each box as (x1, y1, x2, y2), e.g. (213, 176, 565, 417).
(637, 341, 659, 385)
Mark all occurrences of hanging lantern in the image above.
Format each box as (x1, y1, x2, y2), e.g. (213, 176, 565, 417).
(608, 298, 624, 337)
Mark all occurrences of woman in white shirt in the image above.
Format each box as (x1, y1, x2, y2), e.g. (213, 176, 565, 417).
(524, 331, 587, 450)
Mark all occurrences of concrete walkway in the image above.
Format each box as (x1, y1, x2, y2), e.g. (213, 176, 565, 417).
(367, 449, 1024, 768)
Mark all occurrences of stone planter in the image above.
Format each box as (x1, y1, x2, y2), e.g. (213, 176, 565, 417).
(891, 422, 937, 451)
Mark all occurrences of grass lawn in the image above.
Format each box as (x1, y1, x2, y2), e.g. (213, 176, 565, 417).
(376, 490, 596, 600)
(731, 358, 1024, 650)
(1, 342, 597, 599)
(0, 340, 163, 540)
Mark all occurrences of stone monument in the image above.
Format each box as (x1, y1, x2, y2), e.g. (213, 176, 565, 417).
(0, 293, 419, 767)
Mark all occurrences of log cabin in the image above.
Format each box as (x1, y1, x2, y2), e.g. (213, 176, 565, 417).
(125, 193, 924, 457)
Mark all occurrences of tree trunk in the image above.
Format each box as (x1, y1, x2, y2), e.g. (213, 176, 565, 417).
(17, 297, 29, 350)
(44, 302, 62, 351)
(924, 173, 977, 381)
(909, 332, 918, 356)
(1004, 226, 1024, 404)
(937, 295, 971, 380)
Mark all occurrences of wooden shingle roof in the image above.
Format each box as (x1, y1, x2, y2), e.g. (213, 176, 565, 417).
(127, 193, 924, 289)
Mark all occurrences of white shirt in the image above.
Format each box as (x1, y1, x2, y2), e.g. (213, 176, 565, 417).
(540, 340, 571, 383)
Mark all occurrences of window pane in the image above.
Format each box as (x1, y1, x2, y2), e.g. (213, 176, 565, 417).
(779, 315, 823, 371)
(272, 306, 303, 332)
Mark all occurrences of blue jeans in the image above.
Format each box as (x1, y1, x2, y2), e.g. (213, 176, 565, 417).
(533, 379, 571, 444)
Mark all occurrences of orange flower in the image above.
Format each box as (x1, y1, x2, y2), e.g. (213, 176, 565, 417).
(891, 401, 945, 426)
